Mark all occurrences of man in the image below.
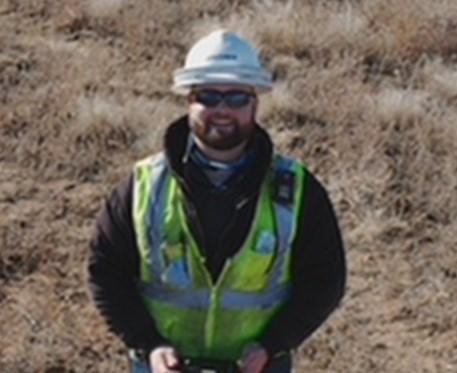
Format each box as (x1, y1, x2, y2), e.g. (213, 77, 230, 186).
(89, 30, 346, 373)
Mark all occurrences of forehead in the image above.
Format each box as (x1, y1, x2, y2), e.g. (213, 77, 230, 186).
(191, 84, 255, 93)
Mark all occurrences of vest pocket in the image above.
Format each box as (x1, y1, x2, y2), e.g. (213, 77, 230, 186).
(160, 243, 192, 288)
(224, 231, 277, 291)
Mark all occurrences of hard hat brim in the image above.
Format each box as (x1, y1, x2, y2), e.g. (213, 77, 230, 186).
(172, 66, 273, 95)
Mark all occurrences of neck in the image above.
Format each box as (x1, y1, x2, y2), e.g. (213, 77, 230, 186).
(194, 138, 248, 162)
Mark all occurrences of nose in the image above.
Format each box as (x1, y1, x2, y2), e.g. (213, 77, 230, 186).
(212, 100, 231, 112)
(210, 106, 233, 123)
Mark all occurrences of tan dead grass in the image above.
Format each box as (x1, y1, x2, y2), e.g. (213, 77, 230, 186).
(1, 0, 457, 372)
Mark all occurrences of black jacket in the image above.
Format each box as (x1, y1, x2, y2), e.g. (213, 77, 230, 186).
(88, 116, 346, 357)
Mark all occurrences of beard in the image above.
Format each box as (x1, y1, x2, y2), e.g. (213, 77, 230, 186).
(189, 114, 255, 151)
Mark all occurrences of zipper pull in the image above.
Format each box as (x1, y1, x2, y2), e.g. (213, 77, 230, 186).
(236, 198, 249, 209)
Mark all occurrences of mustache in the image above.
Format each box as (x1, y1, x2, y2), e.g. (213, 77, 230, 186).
(207, 119, 238, 127)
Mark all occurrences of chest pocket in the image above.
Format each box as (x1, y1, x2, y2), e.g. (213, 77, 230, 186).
(221, 230, 277, 292)
(160, 243, 193, 288)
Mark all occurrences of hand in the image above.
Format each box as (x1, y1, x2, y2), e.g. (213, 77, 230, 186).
(149, 346, 180, 373)
(237, 343, 269, 373)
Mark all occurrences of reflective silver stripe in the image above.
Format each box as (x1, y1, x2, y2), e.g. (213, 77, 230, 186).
(147, 154, 169, 279)
(269, 156, 296, 288)
(269, 203, 293, 287)
(140, 282, 210, 309)
(139, 282, 291, 310)
(221, 285, 291, 309)
(275, 156, 295, 177)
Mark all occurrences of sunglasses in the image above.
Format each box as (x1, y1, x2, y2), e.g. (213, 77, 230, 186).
(191, 89, 255, 109)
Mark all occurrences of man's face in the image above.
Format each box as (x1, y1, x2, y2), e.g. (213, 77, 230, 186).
(188, 84, 257, 151)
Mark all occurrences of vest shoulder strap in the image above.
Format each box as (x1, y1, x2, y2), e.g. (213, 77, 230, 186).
(135, 152, 167, 171)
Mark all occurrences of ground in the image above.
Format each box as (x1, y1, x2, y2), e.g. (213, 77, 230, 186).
(1, 1, 457, 372)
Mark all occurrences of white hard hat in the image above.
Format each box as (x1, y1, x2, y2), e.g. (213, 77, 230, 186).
(172, 29, 273, 95)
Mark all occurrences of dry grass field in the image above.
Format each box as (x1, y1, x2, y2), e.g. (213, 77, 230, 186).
(1, 0, 457, 372)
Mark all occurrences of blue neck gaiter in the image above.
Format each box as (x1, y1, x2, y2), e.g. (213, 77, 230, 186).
(185, 135, 255, 190)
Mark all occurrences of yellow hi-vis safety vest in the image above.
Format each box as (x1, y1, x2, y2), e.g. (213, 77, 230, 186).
(132, 152, 307, 360)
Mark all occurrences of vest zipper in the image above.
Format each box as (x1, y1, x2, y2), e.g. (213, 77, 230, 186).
(204, 192, 259, 350)
(180, 177, 265, 351)
(205, 258, 232, 349)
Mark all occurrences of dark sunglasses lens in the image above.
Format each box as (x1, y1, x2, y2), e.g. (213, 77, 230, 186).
(195, 91, 222, 107)
(225, 92, 251, 108)
(194, 90, 252, 108)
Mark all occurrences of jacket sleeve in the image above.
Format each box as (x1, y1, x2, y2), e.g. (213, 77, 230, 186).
(259, 172, 347, 355)
(88, 174, 168, 352)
